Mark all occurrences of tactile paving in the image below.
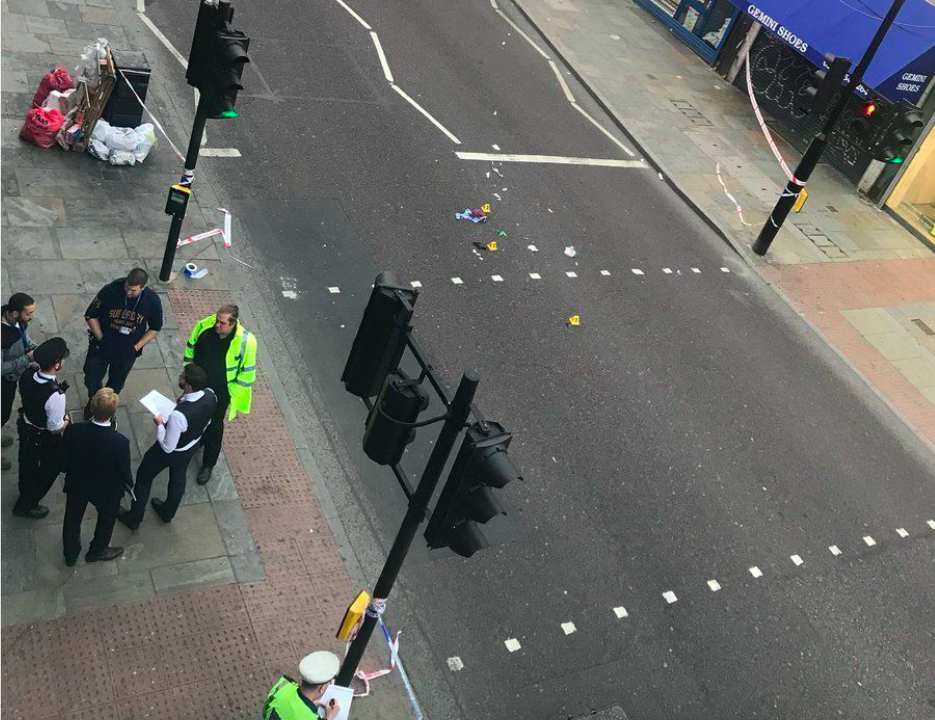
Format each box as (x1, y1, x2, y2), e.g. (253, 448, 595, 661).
(235, 471, 315, 508)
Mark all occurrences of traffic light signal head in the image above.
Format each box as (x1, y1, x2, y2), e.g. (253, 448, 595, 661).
(800, 53, 851, 116)
(203, 29, 250, 119)
(363, 369, 430, 466)
(850, 100, 882, 137)
(873, 102, 924, 164)
(342, 272, 418, 399)
(186, 0, 220, 89)
(425, 422, 522, 558)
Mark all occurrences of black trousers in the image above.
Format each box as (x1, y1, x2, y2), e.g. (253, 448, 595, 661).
(128, 442, 197, 524)
(63, 492, 117, 560)
(2, 378, 17, 427)
(14, 424, 61, 513)
(201, 393, 229, 469)
(84, 345, 137, 395)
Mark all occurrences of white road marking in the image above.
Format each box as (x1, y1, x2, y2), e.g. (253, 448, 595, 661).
(566, 271, 578, 278)
(631, 268, 644, 275)
(720, 267, 731, 273)
(570, 103, 637, 157)
(282, 291, 297, 299)
(504, 638, 521, 652)
(370, 32, 394, 84)
(928, 520, 935, 529)
(451, 277, 463, 285)
(528, 244, 538, 252)
(492, 7, 550, 59)
(491, 275, 504, 282)
(138, 12, 188, 68)
(410, 280, 422, 288)
(393, 85, 461, 144)
(561, 622, 576, 635)
(613, 606, 628, 618)
(791, 555, 804, 566)
(749, 566, 763, 578)
(863, 536, 876, 547)
(707, 579, 721, 592)
(548, 60, 576, 104)
(328, 287, 341, 294)
(333, 0, 372, 29)
(896, 528, 909, 538)
(529, 273, 541, 280)
(601, 270, 611, 276)
(829, 545, 842, 556)
(691, 267, 701, 273)
(456, 151, 645, 168)
(663, 591, 678, 604)
(447, 656, 464, 671)
(663, 268, 673, 274)
(200, 148, 242, 157)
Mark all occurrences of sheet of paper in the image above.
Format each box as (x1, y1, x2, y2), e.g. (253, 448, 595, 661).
(139, 390, 176, 419)
(318, 684, 353, 720)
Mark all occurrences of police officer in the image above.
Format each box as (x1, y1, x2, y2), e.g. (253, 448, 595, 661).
(263, 651, 342, 720)
(1, 292, 38, 470)
(14, 338, 70, 519)
(118, 364, 216, 530)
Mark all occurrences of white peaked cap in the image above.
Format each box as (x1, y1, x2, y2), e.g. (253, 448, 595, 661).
(299, 651, 341, 685)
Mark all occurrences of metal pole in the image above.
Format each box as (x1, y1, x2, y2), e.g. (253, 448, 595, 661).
(159, 95, 209, 281)
(335, 371, 480, 687)
(752, 0, 907, 256)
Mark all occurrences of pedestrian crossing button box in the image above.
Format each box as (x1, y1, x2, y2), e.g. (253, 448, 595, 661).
(165, 184, 192, 216)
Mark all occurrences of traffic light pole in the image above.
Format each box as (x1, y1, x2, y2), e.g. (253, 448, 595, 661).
(752, 0, 907, 256)
(335, 371, 479, 687)
(159, 95, 209, 282)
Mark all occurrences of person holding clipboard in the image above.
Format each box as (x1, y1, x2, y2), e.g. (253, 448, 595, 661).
(263, 651, 346, 720)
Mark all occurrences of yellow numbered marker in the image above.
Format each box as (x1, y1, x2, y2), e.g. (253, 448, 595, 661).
(481, 203, 491, 213)
(487, 241, 498, 251)
(568, 315, 581, 326)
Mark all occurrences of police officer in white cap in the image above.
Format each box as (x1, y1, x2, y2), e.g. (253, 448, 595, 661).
(263, 651, 342, 720)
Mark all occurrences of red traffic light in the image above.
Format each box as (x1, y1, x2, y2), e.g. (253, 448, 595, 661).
(862, 102, 878, 117)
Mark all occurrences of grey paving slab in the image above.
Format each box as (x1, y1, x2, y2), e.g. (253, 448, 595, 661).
(229, 551, 265, 584)
(46, 2, 82, 20)
(8, 259, 84, 293)
(1, 226, 59, 259)
(25, 15, 67, 33)
(150, 556, 236, 596)
(1, 588, 66, 624)
(28, 293, 61, 335)
(114, 502, 227, 572)
(64, 20, 127, 45)
(8, 0, 50, 16)
(78, 259, 144, 291)
(77, 5, 116, 23)
(155, 327, 184, 371)
(3, 196, 65, 226)
(1, 68, 29, 92)
(120, 367, 175, 411)
(32, 517, 121, 585)
(63, 568, 155, 612)
(206, 455, 238, 501)
(46, 35, 91, 56)
(212, 499, 257, 558)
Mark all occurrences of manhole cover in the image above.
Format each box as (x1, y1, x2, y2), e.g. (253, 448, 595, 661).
(571, 706, 630, 720)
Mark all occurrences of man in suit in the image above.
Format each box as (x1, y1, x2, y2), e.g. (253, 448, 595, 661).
(61, 388, 130, 566)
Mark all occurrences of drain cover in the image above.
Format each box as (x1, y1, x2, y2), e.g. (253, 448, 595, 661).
(571, 707, 630, 720)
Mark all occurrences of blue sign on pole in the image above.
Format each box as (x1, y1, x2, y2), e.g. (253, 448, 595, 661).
(728, 0, 935, 104)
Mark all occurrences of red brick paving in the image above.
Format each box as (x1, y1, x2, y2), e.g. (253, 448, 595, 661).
(0, 290, 380, 720)
(761, 258, 935, 446)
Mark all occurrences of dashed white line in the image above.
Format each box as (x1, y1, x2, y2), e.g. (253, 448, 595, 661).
(896, 528, 909, 538)
(600, 270, 611, 276)
(328, 287, 341, 294)
(529, 273, 541, 280)
(333, 0, 372, 29)
(570, 103, 637, 157)
(707, 579, 721, 592)
(561, 622, 577, 635)
(447, 656, 464, 671)
(790, 555, 804, 566)
(863, 536, 877, 547)
(829, 545, 842, 556)
(928, 520, 935, 529)
(392, 85, 462, 145)
(370, 32, 394, 84)
(720, 267, 731, 273)
(504, 638, 521, 652)
(548, 60, 576, 104)
(566, 271, 578, 278)
(613, 606, 628, 618)
(455, 151, 645, 168)
(492, 6, 550, 59)
(662, 590, 678, 604)
(491, 275, 504, 282)
(138, 12, 188, 68)
(451, 277, 463, 285)
(200, 148, 242, 157)
(631, 268, 645, 276)
(410, 280, 422, 288)
(749, 566, 763, 579)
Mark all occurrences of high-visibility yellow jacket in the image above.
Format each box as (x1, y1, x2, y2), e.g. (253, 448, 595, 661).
(263, 676, 321, 720)
(183, 314, 257, 420)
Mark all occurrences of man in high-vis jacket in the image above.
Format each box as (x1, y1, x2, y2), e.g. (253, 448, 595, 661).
(183, 304, 257, 485)
(263, 651, 342, 720)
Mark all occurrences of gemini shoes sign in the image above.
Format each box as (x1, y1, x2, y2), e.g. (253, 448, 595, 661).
(732, 0, 935, 104)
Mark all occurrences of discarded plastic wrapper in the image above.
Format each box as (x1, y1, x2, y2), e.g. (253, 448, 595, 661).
(178, 228, 223, 248)
(564, 246, 577, 258)
(498, 230, 506, 237)
(528, 244, 538, 252)
(455, 208, 487, 223)
(183, 262, 208, 279)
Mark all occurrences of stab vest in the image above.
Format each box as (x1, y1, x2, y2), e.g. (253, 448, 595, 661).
(19, 368, 62, 430)
(173, 389, 217, 451)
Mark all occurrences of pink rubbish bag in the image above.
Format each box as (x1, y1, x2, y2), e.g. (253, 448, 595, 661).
(20, 108, 65, 149)
(31, 66, 73, 108)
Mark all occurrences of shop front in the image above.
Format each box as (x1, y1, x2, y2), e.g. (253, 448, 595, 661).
(634, 0, 740, 64)
(884, 120, 935, 245)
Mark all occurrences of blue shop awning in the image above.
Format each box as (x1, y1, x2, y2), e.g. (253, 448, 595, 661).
(730, 0, 935, 103)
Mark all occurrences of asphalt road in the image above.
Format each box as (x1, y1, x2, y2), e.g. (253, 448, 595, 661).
(146, 0, 935, 717)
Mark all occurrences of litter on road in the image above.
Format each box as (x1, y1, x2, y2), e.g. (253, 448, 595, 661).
(564, 246, 577, 257)
(456, 208, 488, 223)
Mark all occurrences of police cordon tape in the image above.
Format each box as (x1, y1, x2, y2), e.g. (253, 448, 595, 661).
(118, 68, 185, 163)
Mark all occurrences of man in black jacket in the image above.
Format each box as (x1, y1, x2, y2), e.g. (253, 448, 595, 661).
(61, 388, 129, 566)
(2, 292, 38, 470)
(83, 268, 163, 418)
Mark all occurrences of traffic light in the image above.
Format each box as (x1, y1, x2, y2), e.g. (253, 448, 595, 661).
(799, 53, 851, 116)
(363, 369, 429, 466)
(186, 0, 220, 89)
(425, 422, 522, 558)
(873, 102, 924, 164)
(202, 28, 249, 118)
(850, 100, 880, 137)
(342, 272, 418, 399)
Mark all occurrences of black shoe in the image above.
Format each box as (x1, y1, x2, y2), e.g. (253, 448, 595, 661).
(86, 547, 123, 563)
(117, 509, 139, 532)
(196, 466, 213, 486)
(151, 498, 171, 523)
(65, 555, 78, 567)
(13, 504, 49, 520)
